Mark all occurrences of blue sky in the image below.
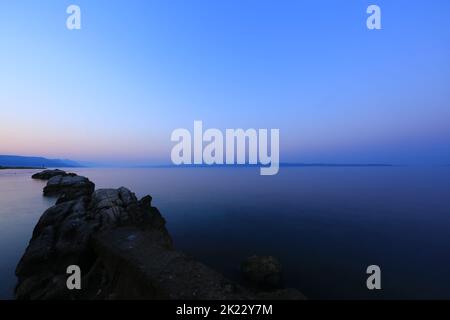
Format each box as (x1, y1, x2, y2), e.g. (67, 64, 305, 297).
(1, 0, 449, 165)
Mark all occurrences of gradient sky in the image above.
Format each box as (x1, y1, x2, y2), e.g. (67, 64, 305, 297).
(1, 0, 449, 165)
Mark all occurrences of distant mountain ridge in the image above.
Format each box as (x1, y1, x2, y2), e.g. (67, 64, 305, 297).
(131, 163, 394, 168)
(0, 155, 82, 168)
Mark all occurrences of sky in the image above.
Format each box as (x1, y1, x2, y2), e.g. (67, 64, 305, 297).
(0, 0, 449, 165)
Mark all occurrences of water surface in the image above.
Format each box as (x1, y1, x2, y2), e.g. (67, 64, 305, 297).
(1, 167, 450, 299)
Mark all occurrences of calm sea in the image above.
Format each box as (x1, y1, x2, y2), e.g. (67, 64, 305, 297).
(1, 167, 450, 299)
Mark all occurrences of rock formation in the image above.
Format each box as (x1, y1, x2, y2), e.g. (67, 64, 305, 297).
(241, 255, 283, 290)
(31, 169, 70, 180)
(17, 170, 305, 300)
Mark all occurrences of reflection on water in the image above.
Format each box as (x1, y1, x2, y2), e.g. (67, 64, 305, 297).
(0, 170, 55, 299)
(1, 167, 450, 299)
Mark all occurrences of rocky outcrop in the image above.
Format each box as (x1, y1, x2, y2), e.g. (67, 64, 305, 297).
(241, 256, 283, 290)
(31, 169, 70, 180)
(15, 184, 174, 299)
(31, 169, 94, 204)
(43, 175, 95, 205)
(16, 170, 305, 300)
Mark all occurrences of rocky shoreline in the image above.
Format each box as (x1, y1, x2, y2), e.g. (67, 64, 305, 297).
(16, 169, 305, 300)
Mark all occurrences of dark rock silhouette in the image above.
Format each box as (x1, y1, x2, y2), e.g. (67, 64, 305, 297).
(31, 169, 69, 180)
(32, 169, 95, 204)
(43, 175, 95, 204)
(16, 170, 305, 300)
(241, 255, 283, 290)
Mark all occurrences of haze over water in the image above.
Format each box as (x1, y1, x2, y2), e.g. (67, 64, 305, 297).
(1, 166, 450, 299)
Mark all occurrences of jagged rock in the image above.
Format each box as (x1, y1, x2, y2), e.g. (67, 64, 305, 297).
(43, 175, 95, 201)
(89, 227, 251, 299)
(32, 169, 69, 180)
(16, 183, 173, 299)
(241, 255, 283, 290)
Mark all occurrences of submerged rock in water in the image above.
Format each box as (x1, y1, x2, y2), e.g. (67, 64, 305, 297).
(16, 170, 305, 300)
(241, 255, 283, 290)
